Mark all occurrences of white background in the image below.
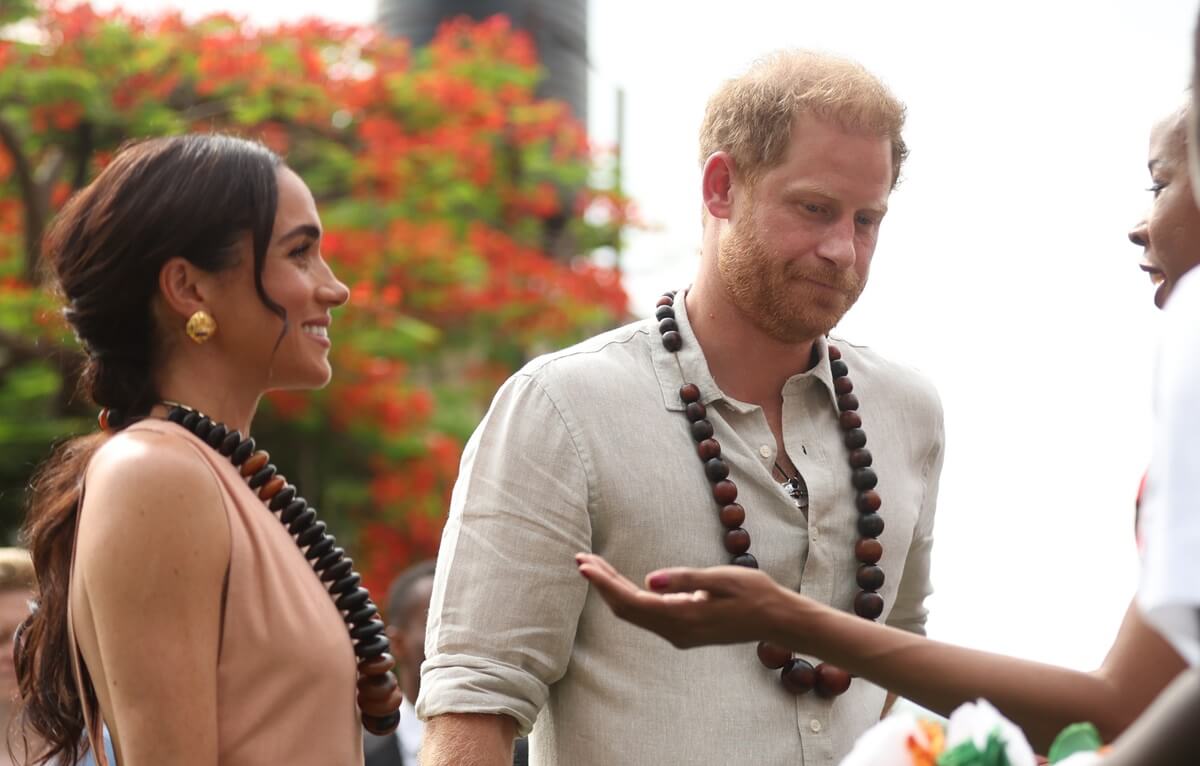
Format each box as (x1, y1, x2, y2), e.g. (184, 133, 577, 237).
(91, 0, 1197, 672)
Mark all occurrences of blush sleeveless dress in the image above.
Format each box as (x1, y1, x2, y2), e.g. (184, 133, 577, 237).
(69, 418, 363, 765)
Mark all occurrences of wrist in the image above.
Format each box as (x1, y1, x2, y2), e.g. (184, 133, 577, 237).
(767, 589, 853, 661)
(761, 586, 813, 650)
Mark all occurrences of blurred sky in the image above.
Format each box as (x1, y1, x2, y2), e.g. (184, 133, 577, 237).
(93, 0, 1197, 672)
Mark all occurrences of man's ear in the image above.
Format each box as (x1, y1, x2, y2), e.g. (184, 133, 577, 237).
(158, 257, 212, 321)
(701, 151, 738, 221)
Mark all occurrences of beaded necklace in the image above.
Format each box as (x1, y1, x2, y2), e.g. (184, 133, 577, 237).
(654, 290, 885, 698)
(128, 403, 405, 734)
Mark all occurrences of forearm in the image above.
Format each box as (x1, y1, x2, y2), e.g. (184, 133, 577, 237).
(774, 593, 1135, 751)
(1100, 667, 1200, 765)
(421, 713, 517, 766)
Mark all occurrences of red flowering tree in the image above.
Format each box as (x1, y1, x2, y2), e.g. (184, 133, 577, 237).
(0, 2, 630, 595)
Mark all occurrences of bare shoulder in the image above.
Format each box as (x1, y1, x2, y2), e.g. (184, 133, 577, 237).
(78, 428, 230, 582)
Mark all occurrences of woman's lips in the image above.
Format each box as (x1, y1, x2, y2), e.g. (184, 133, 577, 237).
(1141, 263, 1168, 307)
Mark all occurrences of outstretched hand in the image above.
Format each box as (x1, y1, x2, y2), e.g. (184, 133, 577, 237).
(575, 553, 793, 649)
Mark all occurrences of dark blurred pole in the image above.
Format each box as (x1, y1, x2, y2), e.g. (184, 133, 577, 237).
(378, 0, 631, 270)
(613, 85, 624, 270)
(378, 0, 588, 123)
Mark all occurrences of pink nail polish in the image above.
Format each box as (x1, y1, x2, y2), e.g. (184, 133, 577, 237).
(648, 573, 670, 591)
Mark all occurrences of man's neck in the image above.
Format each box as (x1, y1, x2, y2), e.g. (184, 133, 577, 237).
(684, 277, 819, 408)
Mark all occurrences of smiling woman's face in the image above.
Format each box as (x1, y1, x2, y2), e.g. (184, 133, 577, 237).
(1129, 108, 1200, 309)
(204, 166, 351, 390)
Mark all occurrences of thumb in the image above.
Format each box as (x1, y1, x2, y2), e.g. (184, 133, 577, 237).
(645, 566, 739, 596)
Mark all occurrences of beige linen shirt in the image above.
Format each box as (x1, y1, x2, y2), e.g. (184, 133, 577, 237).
(419, 292, 945, 765)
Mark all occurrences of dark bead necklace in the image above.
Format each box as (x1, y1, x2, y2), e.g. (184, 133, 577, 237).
(160, 402, 402, 735)
(655, 291, 886, 698)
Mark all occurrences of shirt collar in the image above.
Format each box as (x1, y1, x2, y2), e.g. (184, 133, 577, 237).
(650, 289, 839, 413)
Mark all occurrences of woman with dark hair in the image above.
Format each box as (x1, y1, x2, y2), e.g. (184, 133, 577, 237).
(13, 134, 401, 765)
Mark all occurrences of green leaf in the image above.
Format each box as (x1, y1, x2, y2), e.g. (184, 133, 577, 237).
(0, 0, 37, 25)
(1048, 723, 1103, 763)
(936, 730, 1013, 766)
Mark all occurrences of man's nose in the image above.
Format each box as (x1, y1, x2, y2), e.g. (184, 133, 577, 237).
(815, 217, 856, 269)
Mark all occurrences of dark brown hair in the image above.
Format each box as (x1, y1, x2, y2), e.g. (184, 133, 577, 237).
(14, 133, 284, 764)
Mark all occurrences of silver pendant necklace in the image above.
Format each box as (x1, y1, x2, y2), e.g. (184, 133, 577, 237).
(774, 460, 809, 512)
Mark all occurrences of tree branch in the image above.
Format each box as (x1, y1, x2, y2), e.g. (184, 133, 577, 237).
(0, 114, 45, 284)
(70, 120, 94, 190)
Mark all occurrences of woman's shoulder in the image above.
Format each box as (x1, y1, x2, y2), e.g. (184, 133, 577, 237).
(80, 423, 231, 561)
(87, 423, 218, 494)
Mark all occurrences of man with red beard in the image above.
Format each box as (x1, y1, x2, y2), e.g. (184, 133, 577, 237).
(418, 50, 944, 766)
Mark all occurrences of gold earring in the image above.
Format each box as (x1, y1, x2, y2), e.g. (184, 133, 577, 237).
(186, 310, 217, 344)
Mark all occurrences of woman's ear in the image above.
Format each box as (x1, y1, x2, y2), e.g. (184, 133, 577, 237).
(158, 257, 211, 322)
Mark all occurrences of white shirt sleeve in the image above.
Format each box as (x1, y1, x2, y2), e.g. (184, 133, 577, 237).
(1138, 268, 1200, 666)
(417, 372, 592, 734)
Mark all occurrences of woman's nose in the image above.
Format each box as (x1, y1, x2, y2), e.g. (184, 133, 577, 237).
(1128, 219, 1149, 248)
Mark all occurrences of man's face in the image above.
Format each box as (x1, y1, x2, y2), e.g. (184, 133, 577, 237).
(1130, 110, 1200, 308)
(717, 113, 893, 342)
(387, 575, 435, 704)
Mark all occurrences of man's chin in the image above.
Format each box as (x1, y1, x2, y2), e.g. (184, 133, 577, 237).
(757, 314, 844, 344)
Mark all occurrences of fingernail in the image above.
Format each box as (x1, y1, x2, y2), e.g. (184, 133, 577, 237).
(648, 573, 670, 591)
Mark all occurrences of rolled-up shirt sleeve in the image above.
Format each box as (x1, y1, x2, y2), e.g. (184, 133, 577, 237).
(885, 393, 945, 636)
(417, 372, 592, 734)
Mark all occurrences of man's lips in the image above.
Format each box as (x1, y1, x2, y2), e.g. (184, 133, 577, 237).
(794, 275, 846, 293)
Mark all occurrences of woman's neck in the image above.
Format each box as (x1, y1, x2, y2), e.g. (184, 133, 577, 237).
(154, 352, 262, 435)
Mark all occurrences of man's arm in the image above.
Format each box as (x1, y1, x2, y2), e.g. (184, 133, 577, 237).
(879, 396, 943, 713)
(421, 713, 517, 766)
(884, 394, 944, 637)
(418, 373, 591, 743)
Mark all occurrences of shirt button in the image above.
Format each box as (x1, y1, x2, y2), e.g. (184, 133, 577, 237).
(759, 445, 771, 459)
(809, 719, 822, 733)
(810, 528, 818, 542)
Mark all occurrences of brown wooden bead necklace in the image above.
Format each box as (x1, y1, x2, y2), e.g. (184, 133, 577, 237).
(140, 402, 404, 734)
(655, 290, 886, 698)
